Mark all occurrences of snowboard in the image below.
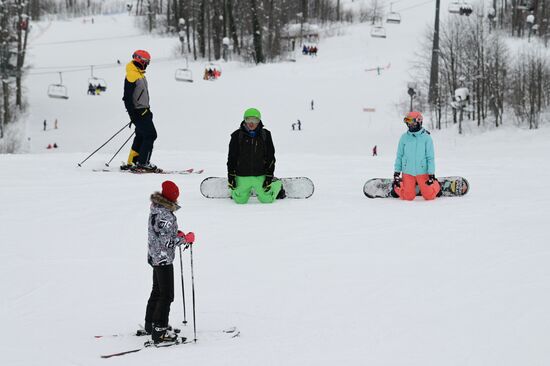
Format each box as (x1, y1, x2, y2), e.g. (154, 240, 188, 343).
(200, 177, 314, 199)
(363, 176, 469, 199)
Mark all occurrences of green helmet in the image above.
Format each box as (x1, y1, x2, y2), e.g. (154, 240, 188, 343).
(243, 108, 261, 121)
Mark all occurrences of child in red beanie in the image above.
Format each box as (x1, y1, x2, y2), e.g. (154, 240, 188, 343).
(144, 180, 195, 344)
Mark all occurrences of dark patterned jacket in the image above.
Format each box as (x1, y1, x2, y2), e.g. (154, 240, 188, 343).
(148, 193, 185, 266)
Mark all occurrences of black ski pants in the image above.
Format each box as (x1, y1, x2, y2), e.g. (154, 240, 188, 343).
(145, 264, 174, 328)
(131, 110, 157, 165)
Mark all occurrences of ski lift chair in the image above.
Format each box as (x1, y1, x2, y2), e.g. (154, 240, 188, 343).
(88, 77, 107, 92)
(48, 73, 69, 99)
(48, 84, 69, 99)
(204, 63, 222, 80)
(207, 63, 222, 75)
(386, 12, 401, 24)
(175, 68, 194, 82)
(88, 66, 107, 92)
(449, 0, 461, 14)
(459, 3, 473, 16)
(370, 26, 387, 39)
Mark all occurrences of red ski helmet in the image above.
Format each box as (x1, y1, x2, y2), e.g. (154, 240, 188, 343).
(404, 111, 423, 125)
(132, 50, 151, 68)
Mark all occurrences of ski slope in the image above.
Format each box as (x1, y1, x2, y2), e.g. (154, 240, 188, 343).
(1, 2, 549, 365)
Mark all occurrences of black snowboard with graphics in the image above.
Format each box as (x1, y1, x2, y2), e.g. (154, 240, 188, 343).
(200, 177, 314, 199)
(363, 176, 469, 199)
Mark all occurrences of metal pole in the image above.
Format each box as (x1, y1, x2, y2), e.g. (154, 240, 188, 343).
(105, 131, 134, 167)
(178, 245, 188, 325)
(189, 244, 197, 342)
(77, 122, 131, 167)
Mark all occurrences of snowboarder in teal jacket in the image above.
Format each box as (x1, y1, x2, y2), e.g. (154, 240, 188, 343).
(392, 111, 441, 200)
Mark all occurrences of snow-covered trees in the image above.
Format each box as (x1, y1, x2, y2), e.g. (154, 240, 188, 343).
(0, 0, 30, 144)
(414, 1, 550, 132)
(135, 0, 358, 63)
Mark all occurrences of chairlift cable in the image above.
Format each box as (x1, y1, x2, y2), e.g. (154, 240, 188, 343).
(27, 56, 182, 76)
(29, 34, 142, 47)
(394, 0, 435, 13)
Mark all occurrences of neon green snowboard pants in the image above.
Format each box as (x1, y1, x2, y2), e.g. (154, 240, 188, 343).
(231, 175, 282, 204)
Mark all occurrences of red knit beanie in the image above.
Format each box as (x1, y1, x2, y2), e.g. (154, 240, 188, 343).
(161, 180, 179, 202)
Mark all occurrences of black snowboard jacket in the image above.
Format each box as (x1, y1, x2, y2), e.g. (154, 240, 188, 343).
(227, 122, 276, 177)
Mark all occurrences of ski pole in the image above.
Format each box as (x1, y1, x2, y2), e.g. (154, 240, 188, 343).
(178, 245, 188, 325)
(189, 244, 197, 342)
(77, 122, 131, 167)
(105, 131, 135, 167)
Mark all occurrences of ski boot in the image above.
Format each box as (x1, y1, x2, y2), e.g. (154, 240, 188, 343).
(137, 323, 181, 336)
(120, 163, 135, 171)
(130, 162, 161, 173)
(152, 325, 179, 345)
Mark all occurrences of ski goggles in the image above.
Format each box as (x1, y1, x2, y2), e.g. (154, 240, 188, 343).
(404, 116, 421, 125)
(245, 116, 260, 125)
(134, 54, 150, 66)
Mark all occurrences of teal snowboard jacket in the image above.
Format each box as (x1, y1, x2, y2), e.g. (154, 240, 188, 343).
(394, 128, 435, 176)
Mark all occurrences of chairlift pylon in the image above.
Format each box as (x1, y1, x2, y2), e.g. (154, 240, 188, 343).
(48, 72, 69, 99)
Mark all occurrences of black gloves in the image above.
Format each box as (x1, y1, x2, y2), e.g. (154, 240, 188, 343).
(263, 175, 273, 191)
(426, 174, 436, 186)
(129, 108, 149, 123)
(393, 172, 401, 187)
(228, 173, 236, 189)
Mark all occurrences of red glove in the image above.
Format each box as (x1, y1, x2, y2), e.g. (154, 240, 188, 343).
(177, 230, 185, 238)
(184, 232, 195, 244)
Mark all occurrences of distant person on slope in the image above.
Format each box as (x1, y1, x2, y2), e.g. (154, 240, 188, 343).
(144, 181, 195, 344)
(227, 108, 285, 204)
(391, 111, 441, 200)
(122, 50, 158, 172)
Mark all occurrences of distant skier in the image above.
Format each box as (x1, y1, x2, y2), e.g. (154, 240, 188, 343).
(296, 119, 302, 130)
(144, 181, 195, 344)
(54, 119, 58, 129)
(302, 44, 308, 55)
(372, 145, 377, 156)
(43, 119, 47, 131)
(227, 108, 285, 203)
(122, 50, 159, 172)
(391, 111, 441, 200)
(311, 99, 314, 110)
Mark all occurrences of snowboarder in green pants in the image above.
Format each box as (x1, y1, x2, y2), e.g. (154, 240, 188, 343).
(227, 108, 285, 204)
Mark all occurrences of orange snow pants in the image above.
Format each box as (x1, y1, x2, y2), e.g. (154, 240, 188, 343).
(394, 173, 441, 201)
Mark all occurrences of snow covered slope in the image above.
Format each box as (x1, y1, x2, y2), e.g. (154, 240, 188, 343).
(1, 3, 549, 366)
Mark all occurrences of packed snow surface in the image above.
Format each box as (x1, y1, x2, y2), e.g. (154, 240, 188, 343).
(1, 2, 549, 365)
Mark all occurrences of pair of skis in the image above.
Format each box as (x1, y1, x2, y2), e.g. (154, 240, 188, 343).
(97, 326, 239, 359)
(93, 168, 204, 175)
